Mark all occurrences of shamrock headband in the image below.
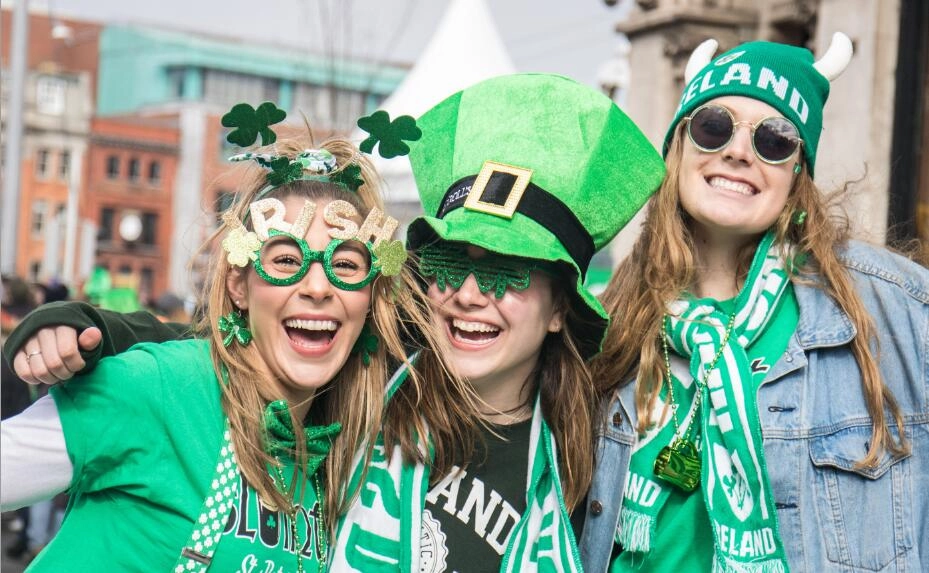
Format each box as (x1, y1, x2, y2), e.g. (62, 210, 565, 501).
(218, 101, 418, 286)
(221, 101, 422, 193)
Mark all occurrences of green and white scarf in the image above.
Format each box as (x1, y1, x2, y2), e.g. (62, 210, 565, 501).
(329, 365, 582, 572)
(620, 231, 791, 573)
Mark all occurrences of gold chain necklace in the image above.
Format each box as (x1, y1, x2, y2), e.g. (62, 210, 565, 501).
(271, 464, 327, 573)
(653, 312, 735, 491)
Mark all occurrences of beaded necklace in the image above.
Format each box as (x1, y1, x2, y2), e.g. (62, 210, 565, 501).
(270, 463, 328, 573)
(653, 312, 735, 491)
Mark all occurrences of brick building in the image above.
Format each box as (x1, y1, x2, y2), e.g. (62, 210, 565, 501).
(84, 116, 179, 303)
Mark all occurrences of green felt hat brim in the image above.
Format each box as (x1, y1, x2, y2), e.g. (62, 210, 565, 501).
(408, 212, 609, 359)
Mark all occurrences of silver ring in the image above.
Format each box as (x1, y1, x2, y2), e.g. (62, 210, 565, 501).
(25, 350, 42, 362)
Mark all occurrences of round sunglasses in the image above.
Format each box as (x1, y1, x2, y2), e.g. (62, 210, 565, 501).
(683, 104, 803, 164)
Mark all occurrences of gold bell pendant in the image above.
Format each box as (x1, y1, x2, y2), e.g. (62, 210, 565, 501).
(653, 439, 701, 492)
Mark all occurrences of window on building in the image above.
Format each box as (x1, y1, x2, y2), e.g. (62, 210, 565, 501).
(293, 83, 332, 129)
(128, 157, 141, 182)
(203, 69, 264, 108)
(30, 261, 42, 282)
(59, 149, 71, 180)
(140, 212, 158, 246)
(167, 68, 186, 99)
(106, 155, 120, 179)
(140, 266, 154, 297)
(263, 78, 280, 104)
(36, 148, 51, 178)
(36, 76, 66, 115)
(31, 200, 48, 237)
(148, 161, 162, 186)
(218, 129, 238, 161)
(98, 207, 115, 242)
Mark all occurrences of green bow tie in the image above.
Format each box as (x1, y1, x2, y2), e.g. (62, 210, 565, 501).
(263, 400, 342, 475)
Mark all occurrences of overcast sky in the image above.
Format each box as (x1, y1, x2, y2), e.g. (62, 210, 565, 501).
(4, 0, 631, 87)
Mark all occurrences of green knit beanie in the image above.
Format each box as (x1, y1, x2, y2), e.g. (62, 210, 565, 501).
(664, 36, 852, 174)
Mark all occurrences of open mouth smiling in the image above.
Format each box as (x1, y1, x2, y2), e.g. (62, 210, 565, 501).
(283, 318, 340, 348)
(448, 317, 501, 345)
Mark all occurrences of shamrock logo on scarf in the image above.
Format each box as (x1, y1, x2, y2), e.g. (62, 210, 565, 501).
(357, 110, 422, 159)
(722, 464, 750, 511)
(218, 311, 252, 347)
(373, 240, 407, 277)
(222, 102, 287, 147)
(332, 163, 364, 192)
(266, 156, 304, 187)
(351, 323, 379, 366)
(221, 227, 261, 268)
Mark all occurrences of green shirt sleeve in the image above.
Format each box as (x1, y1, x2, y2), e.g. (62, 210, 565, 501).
(2, 301, 192, 375)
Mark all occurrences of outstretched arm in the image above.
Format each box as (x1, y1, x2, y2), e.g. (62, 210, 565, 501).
(0, 395, 72, 511)
(2, 301, 191, 384)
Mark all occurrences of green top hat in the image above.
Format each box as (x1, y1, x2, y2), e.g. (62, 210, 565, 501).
(407, 73, 666, 357)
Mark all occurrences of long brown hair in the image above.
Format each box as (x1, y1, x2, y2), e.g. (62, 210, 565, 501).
(537, 283, 597, 510)
(593, 124, 908, 468)
(395, 270, 596, 511)
(196, 136, 455, 533)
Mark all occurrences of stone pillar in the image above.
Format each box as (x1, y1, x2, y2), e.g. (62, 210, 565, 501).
(610, 0, 759, 262)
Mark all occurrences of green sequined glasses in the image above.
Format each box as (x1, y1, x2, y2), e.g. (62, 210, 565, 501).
(417, 242, 545, 298)
(253, 230, 380, 290)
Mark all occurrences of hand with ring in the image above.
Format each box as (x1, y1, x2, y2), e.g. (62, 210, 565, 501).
(12, 326, 103, 385)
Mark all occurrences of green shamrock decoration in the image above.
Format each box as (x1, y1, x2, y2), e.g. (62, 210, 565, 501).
(218, 310, 252, 347)
(266, 156, 304, 187)
(222, 102, 287, 147)
(351, 323, 379, 367)
(266, 514, 277, 528)
(357, 110, 422, 159)
(331, 163, 364, 192)
(373, 240, 408, 277)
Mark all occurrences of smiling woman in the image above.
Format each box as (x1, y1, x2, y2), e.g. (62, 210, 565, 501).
(328, 73, 666, 573)
(582, 33, 929, 573)
(0, 105, 454, 572)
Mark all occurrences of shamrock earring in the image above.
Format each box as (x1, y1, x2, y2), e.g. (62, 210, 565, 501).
(351, 323, 379, 367)
(793, 163, 802, 174)
(218, 309, 252, 347)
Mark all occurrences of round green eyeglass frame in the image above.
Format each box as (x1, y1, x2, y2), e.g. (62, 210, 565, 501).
(252, 230, 381, 291)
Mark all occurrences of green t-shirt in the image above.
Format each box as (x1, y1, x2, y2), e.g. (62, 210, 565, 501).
(33, 339, 323, 572)
(611, 285, 799, 573)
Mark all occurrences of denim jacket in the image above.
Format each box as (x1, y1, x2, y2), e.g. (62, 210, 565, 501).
(579, 241, 929, 572)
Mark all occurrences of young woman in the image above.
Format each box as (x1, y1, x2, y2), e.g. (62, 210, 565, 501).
(329, 73, 665, 572)
(0, 126, 453, 571)
(4, 74, 667, 572)
(579, 34, 929, 572)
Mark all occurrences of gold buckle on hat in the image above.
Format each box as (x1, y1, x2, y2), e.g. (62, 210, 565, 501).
(464, 160, 533, 219)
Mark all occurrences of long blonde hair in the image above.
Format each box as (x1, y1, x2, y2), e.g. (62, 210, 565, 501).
(196, 135, 454, 533)
(593, 124, 908, 468)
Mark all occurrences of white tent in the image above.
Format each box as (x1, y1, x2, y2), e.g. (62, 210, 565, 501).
(359, 0, 516, 207)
